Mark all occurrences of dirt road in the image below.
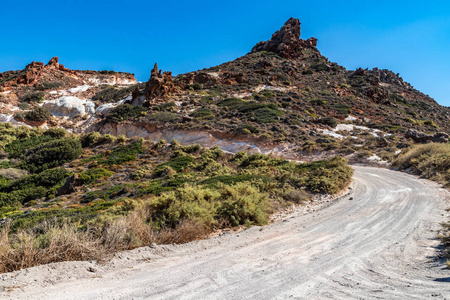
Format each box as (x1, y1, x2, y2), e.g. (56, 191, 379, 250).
(3, 166, 450, 299)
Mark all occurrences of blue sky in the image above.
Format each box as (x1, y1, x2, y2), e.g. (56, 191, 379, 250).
(1, 0, 449, 106)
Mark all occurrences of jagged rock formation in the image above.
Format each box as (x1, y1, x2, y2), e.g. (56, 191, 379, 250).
(130, 63, 176, 106)
(251, 17, 318, 59)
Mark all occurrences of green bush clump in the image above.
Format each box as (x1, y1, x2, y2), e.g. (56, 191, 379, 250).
(318, 117, 338, 128)
(153, 102, 175, 111)
(103, 141, 143, 166)
(296, 156, 353, 194)
(21, 92, 45, 103)
(35, 82, 62, 91)
(149, 182, 270, 230)
(217, 183, 270, 226)
(185, 83, 202, 90)
(5, 135, 57, 159)
(333, 104, 350, 116)
(80, 131, 102, 147)
(78, 168, 113, 185)
(23, 138, 83, 173)
(309, 99, 327, 106)
(92, 84, 140, 103)
(217, 98, 282, 123)
(0, 167, 70, 207)
(190, 108, 214, 120)
(200, 174, 270, 187)
(15, 107, 53, 122)
(107, 104, 147, 123)
(154, 156, 194, 175)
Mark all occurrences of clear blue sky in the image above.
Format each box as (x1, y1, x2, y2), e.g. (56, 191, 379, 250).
(1, 1, 449, 106)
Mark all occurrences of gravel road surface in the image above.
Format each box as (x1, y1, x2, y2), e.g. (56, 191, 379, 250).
(3, 166, 450, 299)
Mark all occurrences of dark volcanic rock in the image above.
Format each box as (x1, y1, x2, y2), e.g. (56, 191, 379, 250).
(405, 129, 449, 143)
(251, 17, 317, 59)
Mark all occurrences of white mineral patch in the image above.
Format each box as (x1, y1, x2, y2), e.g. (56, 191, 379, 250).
(319, 129, 345, 139)
(67, 85, 92, 94)
(345, 115, 357, 121)
(44, 96, 95, 118)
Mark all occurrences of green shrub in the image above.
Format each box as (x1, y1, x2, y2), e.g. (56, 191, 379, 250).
(153, 102, 175, 111)
(35, 82, 62, 91)
(217, 98, 282, 123)
(5, 135, 57, 159)
(309, 99, 327, 106)
(154, 156, 194, 175)
(318, 117, 337, 128)
(23, 138, 82, 173)
(92, 84, 140, 103)
(0, 167, 70, 206)
(16, 107, 53, 122)
(79, 168, 113, 184)
(217, 183, 270, 226)
(21, 92, 45, 103)
(107, 104, 147, 123)
(185, 83, 202, 90)
(103, 141, 143, 166)
(190, 108, 214, 120)
(80, 131, 102, 147)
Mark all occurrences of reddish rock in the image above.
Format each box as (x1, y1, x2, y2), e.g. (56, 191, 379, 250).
(251, 17, 318, 59)
(131, 63, 176, 106)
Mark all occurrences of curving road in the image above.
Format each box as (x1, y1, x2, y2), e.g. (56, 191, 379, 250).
(3, 166, 450, 299)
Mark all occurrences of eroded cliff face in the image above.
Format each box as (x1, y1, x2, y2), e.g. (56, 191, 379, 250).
(94, 121, 300, 158)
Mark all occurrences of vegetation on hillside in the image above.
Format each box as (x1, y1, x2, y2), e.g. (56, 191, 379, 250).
(0, 124, 353, 273)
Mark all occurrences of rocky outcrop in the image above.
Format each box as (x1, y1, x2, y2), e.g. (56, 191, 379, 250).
(130, 63, 176, 106)
(251, 18, 317, 59)
(370, 68, 411, 89)
(405, 129, 449, 143)
(0, 57, 136, 90)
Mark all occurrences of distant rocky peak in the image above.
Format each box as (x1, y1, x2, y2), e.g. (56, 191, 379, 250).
(251, 17, 317, 59)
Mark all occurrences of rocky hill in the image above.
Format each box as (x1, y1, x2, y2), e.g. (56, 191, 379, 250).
(0, 17, 449, 274)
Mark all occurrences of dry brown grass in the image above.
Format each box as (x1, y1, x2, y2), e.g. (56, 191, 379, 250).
(0, 209, 211, 273)
(393, 143, 450, 187)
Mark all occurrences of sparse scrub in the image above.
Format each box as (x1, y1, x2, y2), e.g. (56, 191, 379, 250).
(393, 143, 450, 187)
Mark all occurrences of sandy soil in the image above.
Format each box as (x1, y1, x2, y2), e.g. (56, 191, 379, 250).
(2, 166, 450, 299)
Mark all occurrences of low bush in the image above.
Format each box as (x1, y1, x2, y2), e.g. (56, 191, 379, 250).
(22, 138, 83, 173)
(15, 107, 53, 123)
(217, 98, 282, 123)
(318, 117, 338, 128)
(92, 84, 140, 103)
(393, 143, 450, 187)
(154, 156, 194, 175)
(79, 168, 113, 185)
(35, 82, 62, 91)
(190, 108, 214, 120)
(103, 141, 143, 165)
(21, 92, 45, 103)
(107, 104, 147, 123)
